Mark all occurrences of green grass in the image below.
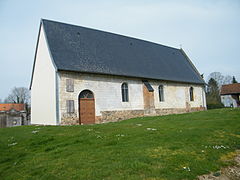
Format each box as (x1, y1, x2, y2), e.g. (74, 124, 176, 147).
(0, 108, 240, 180)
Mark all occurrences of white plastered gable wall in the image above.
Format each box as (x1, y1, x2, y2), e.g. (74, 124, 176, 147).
(31, 23, 58, 125)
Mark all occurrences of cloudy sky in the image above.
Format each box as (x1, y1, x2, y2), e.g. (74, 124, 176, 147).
(0, 0, 239, 100)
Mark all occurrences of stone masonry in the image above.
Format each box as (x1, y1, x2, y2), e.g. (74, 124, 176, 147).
(58, 71, 206, 125)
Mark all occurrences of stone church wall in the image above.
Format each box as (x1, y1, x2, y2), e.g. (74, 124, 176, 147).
(58, 71, 206, 125)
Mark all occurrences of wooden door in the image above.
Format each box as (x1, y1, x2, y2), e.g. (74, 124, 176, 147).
(143, 83, 155, 115)
(79, 90, 95, 124)
(143, 85, 155, 109)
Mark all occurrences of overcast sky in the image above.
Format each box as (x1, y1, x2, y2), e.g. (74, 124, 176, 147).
(0, 0, 240, 100)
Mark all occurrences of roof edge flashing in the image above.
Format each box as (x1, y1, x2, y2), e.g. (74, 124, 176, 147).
(179, 48, 205, 84)
(41, 20, 58, 71)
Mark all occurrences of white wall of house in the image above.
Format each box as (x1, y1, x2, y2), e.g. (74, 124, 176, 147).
(59, 71, 205, 122)
(30, 24, 57, 125)
(221, 95, 238, 107)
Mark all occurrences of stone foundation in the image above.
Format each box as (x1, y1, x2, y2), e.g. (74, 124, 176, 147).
(155, 107, 205, 116)
(101, 110, 144, 123)
(61, 112, 79, 125)
(60, 107, 206, 125)
(100, 107, 206, 123)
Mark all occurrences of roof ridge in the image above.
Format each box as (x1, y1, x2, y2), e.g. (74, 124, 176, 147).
(41, 18, 180, 51)
(222, 83, 240, 86)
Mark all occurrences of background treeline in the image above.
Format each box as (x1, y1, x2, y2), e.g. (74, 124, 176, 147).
(0, 72, 238, 110)
(206, 72, 238, 109)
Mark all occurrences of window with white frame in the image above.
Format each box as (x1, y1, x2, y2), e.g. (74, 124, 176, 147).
(189, 87, 194, 101)
(121, 83, 129, 102)
(158, 85, 164, 102)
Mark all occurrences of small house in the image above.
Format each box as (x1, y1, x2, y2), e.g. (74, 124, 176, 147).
(220, 83, 240, 108)
(0, 103, 27, 128)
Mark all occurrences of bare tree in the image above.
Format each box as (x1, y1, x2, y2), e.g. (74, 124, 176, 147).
(4, 87, 31, 120)
(4, 87, 30, 104)
(208, 72, 233, 88)
(223, 75, 232, 85)
(208, 72, 224, 88)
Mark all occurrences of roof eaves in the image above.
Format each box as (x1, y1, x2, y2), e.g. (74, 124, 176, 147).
(57, 69, 205, 85)
(220, 92, 240, 95)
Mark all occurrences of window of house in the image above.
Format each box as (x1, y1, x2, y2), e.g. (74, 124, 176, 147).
(66, 100, 74, 113)
(121, 83, 129, 102)
(66, 79, 74, 92)
(158, 85, 164, 102)
(190, 87, 194, 101)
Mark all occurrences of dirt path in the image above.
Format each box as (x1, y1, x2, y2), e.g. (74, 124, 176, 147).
(198, 150, 240, 180)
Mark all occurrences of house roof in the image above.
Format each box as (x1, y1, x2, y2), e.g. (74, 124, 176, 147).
(40, 19, 204, 84)
(0, 103, 25, 112)
(220, 83, 240, 95)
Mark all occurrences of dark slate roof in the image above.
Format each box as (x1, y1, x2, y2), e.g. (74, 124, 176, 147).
(42, 19, 205, 84)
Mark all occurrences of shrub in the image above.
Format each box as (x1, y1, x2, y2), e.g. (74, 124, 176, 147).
(207, 103, 224, 109)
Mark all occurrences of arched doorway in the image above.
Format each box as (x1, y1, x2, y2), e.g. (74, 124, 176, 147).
(79, 90, 95, 124)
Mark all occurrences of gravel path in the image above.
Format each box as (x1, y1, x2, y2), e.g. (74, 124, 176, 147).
(198, 150, 240, 180)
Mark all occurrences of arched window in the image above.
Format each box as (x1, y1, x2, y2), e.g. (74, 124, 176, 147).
(79, 90, 94, 99)
(189, 87, 194, 101)
(158, 85, 164, 102)
(121, 83, 129, 102)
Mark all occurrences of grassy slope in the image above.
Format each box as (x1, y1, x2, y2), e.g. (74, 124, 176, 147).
(0, 108, 240, 180)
